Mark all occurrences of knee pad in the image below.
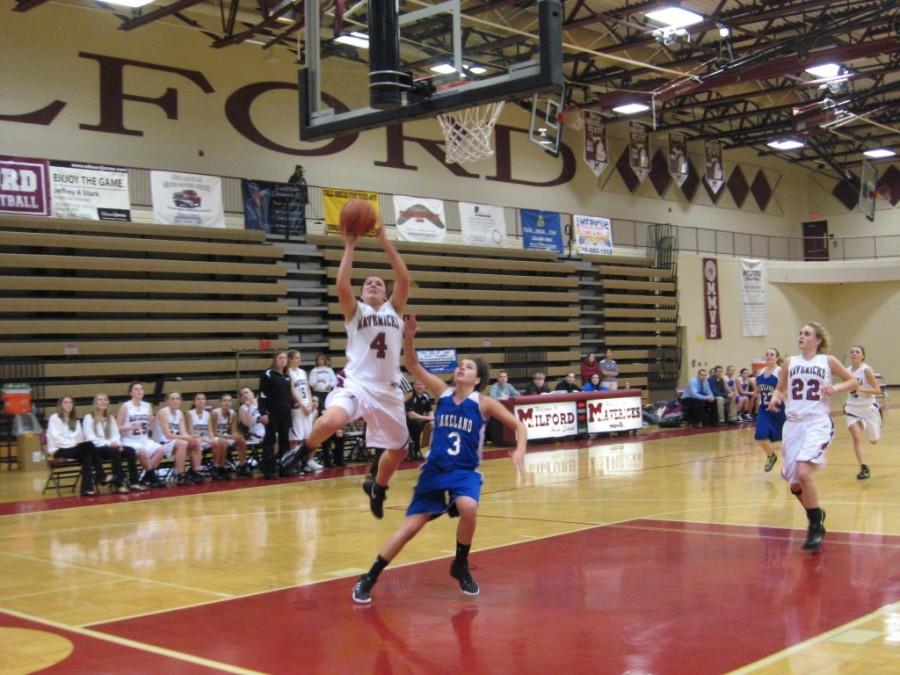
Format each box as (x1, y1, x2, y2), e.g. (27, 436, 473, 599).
(790, 486, 802, 497)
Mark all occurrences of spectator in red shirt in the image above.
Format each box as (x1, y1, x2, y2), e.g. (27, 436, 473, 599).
(580, 353, 601, 386)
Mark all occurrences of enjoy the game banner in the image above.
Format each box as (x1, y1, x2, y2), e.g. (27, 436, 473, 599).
(458, 201, 506, 247)
(393, 195, 446, 243)
(323, 188, 378, 235)
(50, 162, 130, 221)
(0, 155, 49, 216)
(151, 170, 224, 227)
(574, 214, 613, 255)
(583, 111, 608, 178)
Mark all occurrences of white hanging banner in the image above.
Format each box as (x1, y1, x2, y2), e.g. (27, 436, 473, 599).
(583, 111, 609, 178)
(740, 258, 767, 336)
(574, 214, 613, 255)
(668, 133, 689, 187)
(50, 162, 131, 221)
(458, 202, 506, 247)
(704, 140, 725, 194)
(629, 121, 650, 182)
(150, 170, 224, 227)
(393, 195, 447, 243)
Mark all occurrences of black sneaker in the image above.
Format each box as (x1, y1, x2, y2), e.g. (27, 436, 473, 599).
(278, 443, 306, 472)
(175, 472, 190, 486)
(362, 476, 387, 519)
(857, 465, 870, 480)
(352, 574, 376, 604)
(764, 453, 778, 472)
(450, 560, 479, 596)
(236, 464, 253, 479)
(188, 470, 206, 484)
(802, 510, 826, 550)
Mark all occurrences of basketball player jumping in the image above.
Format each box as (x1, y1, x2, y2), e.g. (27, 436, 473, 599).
(768, 322, 857, 550)
(352, 316, 527, 603)
(284, 218, 411, 518)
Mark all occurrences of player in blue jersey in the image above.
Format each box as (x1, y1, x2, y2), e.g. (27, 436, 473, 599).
(753, 348, 786, 472)
(352, 316, 527, 604)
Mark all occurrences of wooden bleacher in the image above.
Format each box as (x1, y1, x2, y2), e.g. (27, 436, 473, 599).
(0, 215, 289, 411)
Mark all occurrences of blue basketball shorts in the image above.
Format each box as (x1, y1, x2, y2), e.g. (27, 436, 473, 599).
(406, 465, 483, 517)
(754, 409, 786, 442)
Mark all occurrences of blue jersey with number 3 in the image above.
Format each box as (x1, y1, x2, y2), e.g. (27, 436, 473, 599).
(426, 388, 487, 471)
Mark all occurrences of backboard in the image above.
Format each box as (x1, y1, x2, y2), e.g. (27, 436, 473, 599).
(299, 0, 564, 141)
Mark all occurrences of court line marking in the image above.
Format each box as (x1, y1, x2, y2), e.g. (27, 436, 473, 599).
(0, 578, 117, 602)
(0, 606, 265, 675)
(727, 601, 899, 674)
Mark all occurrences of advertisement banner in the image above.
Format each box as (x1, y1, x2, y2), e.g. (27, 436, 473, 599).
(50, 162, 130, 221)
(241, 178, 306, 236)
(458, 202, 506, 247)
(740, 258, 767, 336)
(520, 209, 563, 254)
(416, 348, 458, 374)
(0, 155, 50, 216)
(704, 140, 725, 194)
(583, 111, 608, 178)
(703, 257, 722, 339)
(629, 121, 650, 183)
(668, 133, 689, 187)
(323, 188, 379, 235)
(513, 398, 578, 440)
(585, 395, 643, 434)
(574, 214, 613, 255)
(393, 195, 447, 243)
(150, 171, 224, 227)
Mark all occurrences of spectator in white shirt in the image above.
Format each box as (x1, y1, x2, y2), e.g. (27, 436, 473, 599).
(83, 393, 147, 493)
(47, 396, 106, 496)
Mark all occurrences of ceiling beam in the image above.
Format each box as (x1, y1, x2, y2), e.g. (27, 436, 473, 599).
(119, 0, 207, 31)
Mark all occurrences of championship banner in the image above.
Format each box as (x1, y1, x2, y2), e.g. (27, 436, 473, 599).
(150, 170, 224, 227)
(416, 348, 457, 374)
(241, 178, 306, 236)
(703, 257, 721, 339)
(0, 155, 49, 216)
(668, 133, 689, 187)
(585, 395, 643, 434)
(574, 214, 613, 255)
(520, 209, 563, 254)
(514, 399, 578, 440)
(704, 140, 725, 194)
(458, 201, 506, 247)
(583, 110, 608, 178)
(740, 258, 767, 337)
(628, 121, 650, 183)
(50, 162, 130, 221)
(393, 195, 447, 243)
(323, 188, 378, 235)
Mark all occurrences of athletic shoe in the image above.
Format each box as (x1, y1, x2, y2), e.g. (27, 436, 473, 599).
(188, 470, 206, 484)
(236, 464, 253, 479)
(450, 560, 479, 596)
(802, 510, 826, 550)
(305, 457, 324, 472)
(129, 483, 148, 492)
(278, 443, 306, 472)
(352, 574, 376, 604)
(175, 472, 190, 487)
(764, 453, 778, 472)
(856, 464, 870, 480)
(362, 475, 387, 519)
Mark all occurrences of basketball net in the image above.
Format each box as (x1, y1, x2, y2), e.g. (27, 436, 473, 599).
(437, 101, 505, 164)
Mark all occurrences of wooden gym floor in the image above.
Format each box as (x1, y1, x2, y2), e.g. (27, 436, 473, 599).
(1, 416, 897, 674)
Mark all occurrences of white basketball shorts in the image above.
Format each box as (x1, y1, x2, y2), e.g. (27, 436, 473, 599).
(844, 402, 882, 443)
(781, 416, 834, 484)
(326, 380, 409, 451)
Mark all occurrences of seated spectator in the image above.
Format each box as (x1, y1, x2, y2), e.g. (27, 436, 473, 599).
(555, 372, 581, 393)
(681, 369, 716, 427)
(583, 373, 607, 392)
(580, 353, 600, 386)
(709, 366, 738, 424)
(212, 393, 251, 478)
(489, 370, 519, 399)
(47, 395, 107, 497)
(83, 392, 146, 493)
(405, 380, 434, 460)
(600, 348, 619, 390)
(525, 372, 551, 395)
(734, 368, 754, 421)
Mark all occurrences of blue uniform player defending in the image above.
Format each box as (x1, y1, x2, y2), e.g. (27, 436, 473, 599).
(754, 347, 786, 472)
(352, 316, 527, 604)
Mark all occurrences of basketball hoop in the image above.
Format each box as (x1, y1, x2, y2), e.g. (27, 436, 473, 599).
(437, 101, 505, 165)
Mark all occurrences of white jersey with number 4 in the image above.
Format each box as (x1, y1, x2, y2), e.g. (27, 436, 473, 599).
(344, 300, 404, 387)
(786, 353, 832, 420)
(846, 363, 876, 407)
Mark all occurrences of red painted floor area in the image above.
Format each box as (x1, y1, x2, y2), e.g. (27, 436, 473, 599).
(0, 611, 217, 673)
(92, 520, 900, 675)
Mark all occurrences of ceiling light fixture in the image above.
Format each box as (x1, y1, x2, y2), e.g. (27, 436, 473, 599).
(767, 138, 805, 151)
(467, 65, 488, 75)
(101, 0, 155, 6)
(805, 63, 841, 79)
(334, 32, 370, 49)
(430, 63, 457, 74)
(645, 6, 704, 28)
(612, 103, 650, 115)
(863, 148, 895, 159)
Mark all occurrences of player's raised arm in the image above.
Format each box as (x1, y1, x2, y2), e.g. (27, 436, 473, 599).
(378, 223, 410, 314)
(336, 229, 359, 322)
(403, 315, 447, 398)
(481, 396, 527, 473)
(768, 356, 789, 411)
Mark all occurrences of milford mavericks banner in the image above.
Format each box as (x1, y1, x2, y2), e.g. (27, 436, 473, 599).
(458, 202, 506, 247)
(0, 155, 49, 216)
(520, 209, 563, 254)
(241, 179, 306, 236)
(393, 195, 446, 243)
(583, 111, 608, 178)
(322, 188, 378, 235)
(574, 214, 613, 255)
(150, 171, 224, 227)
(50, 162, 130, 221)
(703, 257, 721, 339)
(740, 258, 767, 336)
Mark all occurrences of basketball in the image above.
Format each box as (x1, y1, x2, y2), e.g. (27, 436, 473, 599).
(340, 200, 377, 237)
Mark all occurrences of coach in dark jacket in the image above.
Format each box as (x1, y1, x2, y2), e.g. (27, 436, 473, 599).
(258, 351, 296, 479)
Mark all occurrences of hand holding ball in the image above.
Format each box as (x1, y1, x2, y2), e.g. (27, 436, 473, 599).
(340, 200, 378, 238)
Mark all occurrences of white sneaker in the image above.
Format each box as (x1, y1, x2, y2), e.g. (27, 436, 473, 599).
(305, 458, 324, 472)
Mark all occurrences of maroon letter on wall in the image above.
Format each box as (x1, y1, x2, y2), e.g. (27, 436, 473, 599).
(488, 124, 576, 187)
(0, 101, 67, 126)
(375, 124, 480, 179)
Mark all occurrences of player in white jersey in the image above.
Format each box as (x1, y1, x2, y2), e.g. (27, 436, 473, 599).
(769, 322, 857, 550)
(286, 350, 321, 473)
(844, 345, 882, 480)
(213, 393, 250, 478)
(117, 382, 166, 488)
(155, 392, 204, 486)
(187, 393, 228, 480)
(283, 218, 411, 518)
